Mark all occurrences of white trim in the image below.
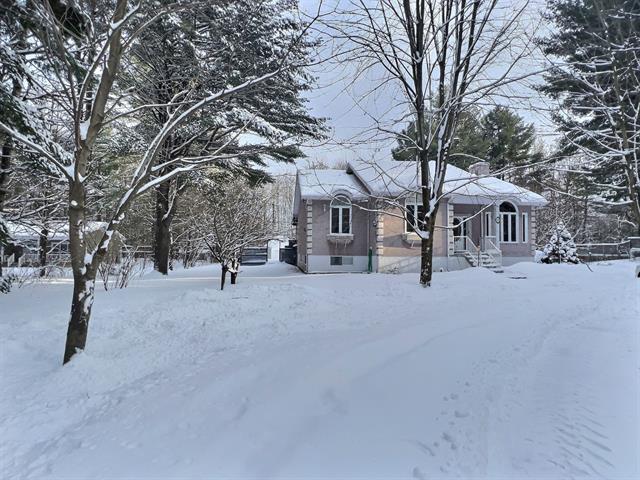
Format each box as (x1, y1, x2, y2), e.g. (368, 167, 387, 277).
(483, 211, 493, 237)
(330, 197, 352, 234)
(453, 215, 471, 251)
(521, 212, 529, 243)
(404, 198, 424, 233)
(499, 201, 519, 243)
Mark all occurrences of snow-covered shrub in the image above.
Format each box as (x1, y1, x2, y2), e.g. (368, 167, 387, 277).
(540, 222, 579, 264)
(0, 275, 13, 294)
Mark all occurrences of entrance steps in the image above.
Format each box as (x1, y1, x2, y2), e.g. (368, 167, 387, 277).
(462, 251, 504, 273)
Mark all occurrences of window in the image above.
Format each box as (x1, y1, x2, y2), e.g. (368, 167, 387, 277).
(330, 197, 352, 234)
(405, 201, 426, 232)
(500, 201, 518, 243)
(330, 256, 353, 266)
(483, 212, 493, 237)
(521, 212, 529, 243)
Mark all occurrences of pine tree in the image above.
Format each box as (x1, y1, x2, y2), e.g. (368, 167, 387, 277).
(118, 0, 323, 274)
(392, 108, 488, 170)
(481, 106, 536, 179)
(540, 0, 640, 233)
(541, 221, 580, 264)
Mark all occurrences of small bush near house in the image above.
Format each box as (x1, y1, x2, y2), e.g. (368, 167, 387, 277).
(541, 222, 579, 264)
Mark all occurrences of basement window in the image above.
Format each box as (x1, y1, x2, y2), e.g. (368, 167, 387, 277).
(330, 256, 353, 266)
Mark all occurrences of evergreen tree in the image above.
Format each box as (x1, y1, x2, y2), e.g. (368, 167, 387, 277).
(539, 0, 640, 233)
(540, 221, 580, 264)
(481, 106, 537, 179)
(117, 0, 324, 274)
(392, 108, 488, 170)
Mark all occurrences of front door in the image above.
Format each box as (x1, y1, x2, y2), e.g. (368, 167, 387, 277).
(453, 216, 470, 251)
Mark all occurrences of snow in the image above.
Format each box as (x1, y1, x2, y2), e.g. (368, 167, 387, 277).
(78, 120, 89, 141)
(347, 159, 548, 205)
(297, 168, 369, 200)
(1, 261, 638, 478)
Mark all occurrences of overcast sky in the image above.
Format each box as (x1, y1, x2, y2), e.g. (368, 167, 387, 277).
(271, 0, 559, 174)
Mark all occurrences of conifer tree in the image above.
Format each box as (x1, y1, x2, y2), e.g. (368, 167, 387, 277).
(541, 221, 580, 264)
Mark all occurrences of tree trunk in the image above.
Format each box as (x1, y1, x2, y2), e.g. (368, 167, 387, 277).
(419, 218, 438, 287)
(220, 264, 228, 290)
(0, 78, 23, 279)
(230, 258, 239, 284)
(63, 271, 96, 363)
(154, 180, 172, 275)
(230, 259, 238, 285)
(39, 227, 48, 277)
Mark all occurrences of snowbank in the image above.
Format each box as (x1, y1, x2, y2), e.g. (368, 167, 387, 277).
(1, 261, 638, 478)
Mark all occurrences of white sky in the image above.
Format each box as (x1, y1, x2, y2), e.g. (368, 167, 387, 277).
(280, 0, 559, 173)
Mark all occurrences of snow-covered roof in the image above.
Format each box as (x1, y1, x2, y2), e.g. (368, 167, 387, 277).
(296, 169, 369, 201)
(5, 221, 116, 240)
(346, 159, 547, 206)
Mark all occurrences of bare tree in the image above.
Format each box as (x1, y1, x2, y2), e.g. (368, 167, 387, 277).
(329, 0, 537, 285)
(197, 177, 275, 290)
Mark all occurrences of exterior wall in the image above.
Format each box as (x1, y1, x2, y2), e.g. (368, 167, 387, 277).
(296, 200, 308, 271)
(377, 255, 466, 273)
(299, 194, 539, 274)
(305, 199, 370, 273)
(380, 200, 449, 258)
(450, 203, 484, 248)
(307, 255, 369, 273)
(497, 204, 534, 259)
(450, 203, 536, 260)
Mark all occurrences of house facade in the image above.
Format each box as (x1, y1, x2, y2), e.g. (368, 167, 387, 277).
(292, 160, 547, 273)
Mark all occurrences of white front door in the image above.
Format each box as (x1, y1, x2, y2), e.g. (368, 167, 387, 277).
(453, 216, 470, 251)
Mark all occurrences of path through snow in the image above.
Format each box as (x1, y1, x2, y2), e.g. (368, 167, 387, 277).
(1, 261, 638, 478)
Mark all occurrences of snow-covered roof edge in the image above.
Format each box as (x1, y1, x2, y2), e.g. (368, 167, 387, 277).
(345, 160, 547, 207)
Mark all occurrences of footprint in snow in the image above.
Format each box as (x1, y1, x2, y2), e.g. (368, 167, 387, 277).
(412, 466, 427, 479)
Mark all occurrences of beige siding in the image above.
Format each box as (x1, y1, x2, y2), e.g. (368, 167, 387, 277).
(381, 200, 448, 257)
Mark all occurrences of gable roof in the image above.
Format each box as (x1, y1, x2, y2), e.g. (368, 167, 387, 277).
(346, 159, 547, 206)
(295, 160, 547, 209)
(297, 169, 369, 200)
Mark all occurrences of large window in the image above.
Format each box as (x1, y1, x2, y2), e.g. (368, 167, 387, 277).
(405, 200, 426, 232)
(500, 201, 518, 243)
(330, 196, 352, 234)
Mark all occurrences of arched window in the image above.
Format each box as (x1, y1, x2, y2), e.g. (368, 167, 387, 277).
(500, 201, 518, 242)
(330, 196, 352, 234)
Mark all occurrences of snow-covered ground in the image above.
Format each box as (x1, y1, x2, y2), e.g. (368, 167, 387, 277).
(1, 261, 638, 479)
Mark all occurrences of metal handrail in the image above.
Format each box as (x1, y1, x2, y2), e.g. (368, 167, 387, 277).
(454, 235, 503, 268)
(453, 235, 479, 253)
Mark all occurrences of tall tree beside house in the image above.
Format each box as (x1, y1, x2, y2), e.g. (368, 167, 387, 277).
(0, 0, 322, 363)
(334, 0, 533, 286)
(540, 0, 640, 234)
(392, 108, 488, 170)
(481, 106, 537, 180)
(119, 0, 324, 275)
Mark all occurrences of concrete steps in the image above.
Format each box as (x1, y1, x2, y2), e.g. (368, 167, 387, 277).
(462, 251, 504, 273)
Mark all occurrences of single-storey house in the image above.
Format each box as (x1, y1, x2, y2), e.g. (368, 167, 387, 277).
(292, 160, 547, 273)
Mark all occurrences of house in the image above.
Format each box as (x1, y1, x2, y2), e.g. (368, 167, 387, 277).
(2, 221, 124, 267)
(292, 160, 548, 273)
